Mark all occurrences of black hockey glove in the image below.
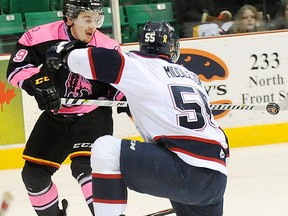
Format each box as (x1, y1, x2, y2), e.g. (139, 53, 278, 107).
(116, 95, 132, 117)
(22, 72, 60, 113)
(46, 40, 87, 71)
(117, 104, 132, 117)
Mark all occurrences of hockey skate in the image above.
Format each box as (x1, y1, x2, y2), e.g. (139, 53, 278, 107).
(58, 199, 68, 216)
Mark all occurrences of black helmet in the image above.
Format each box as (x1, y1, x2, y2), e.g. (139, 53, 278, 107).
(63, 0, 104, 28)
(139, 20, 180, 63)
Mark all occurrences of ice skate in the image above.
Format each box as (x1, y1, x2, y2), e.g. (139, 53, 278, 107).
(58, 199, 68, 216)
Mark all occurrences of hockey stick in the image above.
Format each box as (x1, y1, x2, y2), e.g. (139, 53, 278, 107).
(0, 192, 13, 216)
(61, 98, 288, 115)
(144, 208, 175, 216)
(61, 98, 128, 107)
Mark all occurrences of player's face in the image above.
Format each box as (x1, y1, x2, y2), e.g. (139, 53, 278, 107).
(70, 11, 100, 43)
(241, 9, 256, 32)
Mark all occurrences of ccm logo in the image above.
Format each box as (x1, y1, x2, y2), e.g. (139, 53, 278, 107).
(73, 143, 93, 148)
(35, 76, 50, 85)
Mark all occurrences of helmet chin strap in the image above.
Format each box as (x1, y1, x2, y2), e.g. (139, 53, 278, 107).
(65, 18, 78, 41)
(66, 23, 77, 41)
(66, 22, 74, 28)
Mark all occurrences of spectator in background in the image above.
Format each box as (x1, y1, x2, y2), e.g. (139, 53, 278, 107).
(245, 0, 282, 20)
(213, 0, 244, 17)
(193, 10, 234, 37)
(173, 0, 244, 38)
(225, 4, 267, 34)
(267, 0, 288, 29)
(173, 0, 218, 38)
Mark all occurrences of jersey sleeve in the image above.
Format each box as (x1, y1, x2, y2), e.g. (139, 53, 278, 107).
(67, 47, 125, 84)
(7, 22, 65, 89)
(6, 41, 40, 88)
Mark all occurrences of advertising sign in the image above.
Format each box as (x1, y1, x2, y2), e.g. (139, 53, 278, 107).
(0, 57, 25, 145)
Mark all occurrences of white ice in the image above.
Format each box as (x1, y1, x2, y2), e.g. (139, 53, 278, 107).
(1, 143, 288, 216)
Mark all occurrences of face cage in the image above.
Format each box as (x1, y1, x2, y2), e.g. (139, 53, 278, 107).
(170, 40, 180, 63)
(65, 4, 104, 28)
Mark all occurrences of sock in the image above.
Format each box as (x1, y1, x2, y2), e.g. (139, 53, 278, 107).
(79, 175, 94, 215)
(28, 182, 60, 216)
(92, 173, 127, 216)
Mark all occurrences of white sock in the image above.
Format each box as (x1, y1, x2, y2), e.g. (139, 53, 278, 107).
(93, 202, 126, 216)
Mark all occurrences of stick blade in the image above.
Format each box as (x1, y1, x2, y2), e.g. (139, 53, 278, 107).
(144, 208, 175, 216)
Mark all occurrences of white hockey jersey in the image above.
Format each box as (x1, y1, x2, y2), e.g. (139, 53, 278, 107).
(67, 48, 229, 175)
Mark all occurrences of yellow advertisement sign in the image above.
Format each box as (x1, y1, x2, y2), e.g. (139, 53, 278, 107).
(0, 59, 25, 144)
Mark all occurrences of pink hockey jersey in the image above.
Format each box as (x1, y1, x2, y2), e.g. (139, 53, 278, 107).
(7, 20, 121, 114)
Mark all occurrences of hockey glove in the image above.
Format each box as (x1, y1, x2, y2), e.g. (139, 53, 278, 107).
(116, 95, 132, 117)
(22, 72, 60, 113)
(46, 40, 87, 71)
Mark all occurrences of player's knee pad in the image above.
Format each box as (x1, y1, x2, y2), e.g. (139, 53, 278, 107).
(21, 161, 55, 192)
(91, 135, 121, 173)
(70, 156, 92, 182)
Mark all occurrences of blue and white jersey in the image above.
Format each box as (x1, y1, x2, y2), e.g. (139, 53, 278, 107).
(67, 48, 229, 175)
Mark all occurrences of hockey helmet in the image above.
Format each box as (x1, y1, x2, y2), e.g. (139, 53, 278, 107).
(139, 20, 180, 63)
(63, 0, 104, 28)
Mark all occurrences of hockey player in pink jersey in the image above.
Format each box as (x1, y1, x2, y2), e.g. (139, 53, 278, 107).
(46, 21, 229, 215)
(6, 0, 124, 215)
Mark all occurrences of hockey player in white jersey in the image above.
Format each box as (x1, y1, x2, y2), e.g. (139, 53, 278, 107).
(46, 20, 229, 216)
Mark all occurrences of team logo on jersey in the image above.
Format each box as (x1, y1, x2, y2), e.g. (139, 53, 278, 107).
(130, 140, 137, 151)
(65, 72, 92, 97)
(220, 149, 226, 159)
(178, 48, 231, 119)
